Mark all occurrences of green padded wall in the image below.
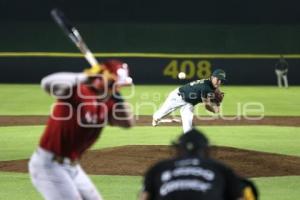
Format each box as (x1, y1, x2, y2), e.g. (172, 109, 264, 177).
(1, 22, 300, 53)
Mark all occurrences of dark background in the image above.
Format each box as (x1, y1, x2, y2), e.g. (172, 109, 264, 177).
(1, 0, 300, 53)
(1, 0, 300, 24)
(0, 0, 299, 84)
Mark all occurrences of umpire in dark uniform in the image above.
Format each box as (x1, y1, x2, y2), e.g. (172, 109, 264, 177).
(139, 128, 258, 200)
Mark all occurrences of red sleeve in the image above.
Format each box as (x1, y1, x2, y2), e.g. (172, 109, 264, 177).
(106, 95, 133, 128)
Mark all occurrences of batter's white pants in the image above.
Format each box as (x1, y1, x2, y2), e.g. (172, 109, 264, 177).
(275, 69, 288, 88)
(28, 147, 103, 200)
(153, 88, 194, 133)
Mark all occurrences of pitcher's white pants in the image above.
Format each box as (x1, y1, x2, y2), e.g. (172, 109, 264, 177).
(275, 69, 288, 88)
(153, 88, 194, 133)
(29, 147, 103, 200)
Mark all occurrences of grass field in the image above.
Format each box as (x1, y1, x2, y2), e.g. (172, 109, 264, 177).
(0, 126, 299, 161)
(1, 172, 300, 200)
(0, 84, 299, 200)
(1, 85, 300, 116)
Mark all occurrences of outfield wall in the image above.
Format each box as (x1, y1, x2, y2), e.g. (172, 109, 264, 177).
(1, 22, 300, 53)
(1, 54, 299, 85)
(1, 21, 300, 85)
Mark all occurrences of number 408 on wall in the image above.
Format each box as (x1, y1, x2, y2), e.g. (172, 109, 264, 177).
(163, 60, 212, 80)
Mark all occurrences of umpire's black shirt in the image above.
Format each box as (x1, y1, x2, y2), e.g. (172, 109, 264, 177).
(142, 155, 242, 200)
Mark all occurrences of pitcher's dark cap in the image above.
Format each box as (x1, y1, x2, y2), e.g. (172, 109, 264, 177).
(212, 69, 226, 81)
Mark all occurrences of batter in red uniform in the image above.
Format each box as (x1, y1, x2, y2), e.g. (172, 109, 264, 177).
(29, 60, 133, 200)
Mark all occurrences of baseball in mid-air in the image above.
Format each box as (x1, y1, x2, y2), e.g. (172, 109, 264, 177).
(178, 72, 186, 79)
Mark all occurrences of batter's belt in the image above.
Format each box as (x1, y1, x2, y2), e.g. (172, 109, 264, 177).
(36, 147, 78, 166)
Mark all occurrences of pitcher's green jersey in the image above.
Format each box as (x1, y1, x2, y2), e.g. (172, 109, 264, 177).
(178, 79, 216, 105)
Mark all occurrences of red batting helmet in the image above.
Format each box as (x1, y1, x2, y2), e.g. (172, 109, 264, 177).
(103, 59, 133, 86)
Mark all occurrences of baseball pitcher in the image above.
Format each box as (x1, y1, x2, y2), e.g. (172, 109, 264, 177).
(28, 60, 133, 200)
(153, 69, 225, 133)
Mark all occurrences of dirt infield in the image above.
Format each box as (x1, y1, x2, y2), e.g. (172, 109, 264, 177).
(1, 115, 300, 126)
(1, 145, 300, 178)
(0, 115, 299, 178)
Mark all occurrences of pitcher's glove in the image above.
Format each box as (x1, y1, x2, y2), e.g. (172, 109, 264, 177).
(212, 89, 224, 106)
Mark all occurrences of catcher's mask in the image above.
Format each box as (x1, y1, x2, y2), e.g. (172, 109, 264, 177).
(172, 128, 209, 155)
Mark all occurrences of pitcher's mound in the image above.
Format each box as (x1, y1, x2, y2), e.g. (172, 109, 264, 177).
(80, 145, 300, 177)
(1, 145, 300, 178)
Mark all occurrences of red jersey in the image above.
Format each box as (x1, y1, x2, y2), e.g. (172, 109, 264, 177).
(40, 84, 116, 160)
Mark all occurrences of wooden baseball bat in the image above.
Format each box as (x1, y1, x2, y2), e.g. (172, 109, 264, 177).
(51, 8, 101, 71)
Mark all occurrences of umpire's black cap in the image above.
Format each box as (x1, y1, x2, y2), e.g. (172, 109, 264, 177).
(173, 128, 209, 153)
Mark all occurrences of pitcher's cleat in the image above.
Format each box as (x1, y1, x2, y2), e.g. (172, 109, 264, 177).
(152, 118, 160, 126)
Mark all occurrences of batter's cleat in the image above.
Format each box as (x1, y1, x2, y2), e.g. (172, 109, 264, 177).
(152, 118, 160, 126)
